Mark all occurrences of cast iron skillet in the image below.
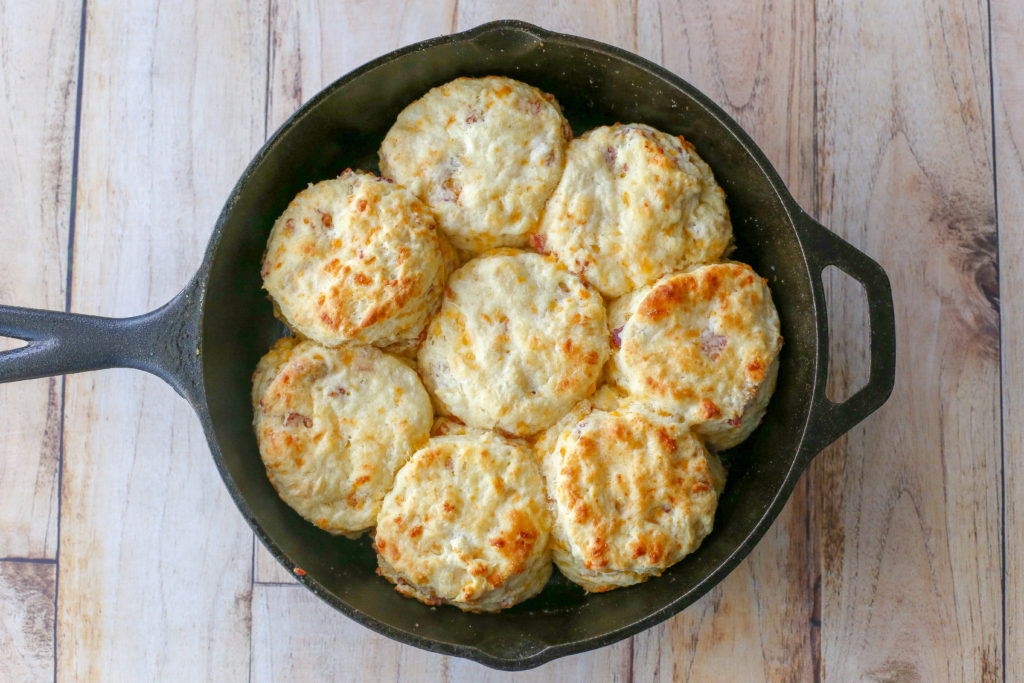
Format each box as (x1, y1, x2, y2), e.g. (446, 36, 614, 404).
(0, 21, 895, 670)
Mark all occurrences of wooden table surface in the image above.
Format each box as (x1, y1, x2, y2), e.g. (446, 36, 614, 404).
(0, 1, 1017, 680)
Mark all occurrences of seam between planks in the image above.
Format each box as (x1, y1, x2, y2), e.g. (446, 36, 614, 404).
(985, 0, 1006, 678)
(54, 2, 89, 681)
(809, 1, 823, 681)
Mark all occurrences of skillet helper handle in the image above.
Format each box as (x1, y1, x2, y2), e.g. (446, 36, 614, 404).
(0, 274, 204, 404)
(796, 212, 896, 458)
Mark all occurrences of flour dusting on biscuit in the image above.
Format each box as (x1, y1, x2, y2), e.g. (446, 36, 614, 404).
(380, 76, 571, 254)
(538, 123, 733, 297)
(251, 338, 432, 535)
(537, 400, 725, 592)
(262, 170, 453, 347)
(375, 432, 552, 611)
(608, 262, 782, 450)
(418, 249, 609, 436)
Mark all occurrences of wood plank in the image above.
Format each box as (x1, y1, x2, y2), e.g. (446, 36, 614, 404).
(992, 0, 1022, 678)
(251, 584, 448, 682)
(0, 561, 56, 682)
(254, 0, 455, 586)
(0, 0, 79, 559)
(456, 0, 636, 50)
(445, 641, 631, 682)
(56, 1, 267, 679)
(626, 0, 818, 679)
(815, 0, 1001, 680)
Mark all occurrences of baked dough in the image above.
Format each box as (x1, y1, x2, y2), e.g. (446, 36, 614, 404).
(252, 338, 433, 535)
(375, 432, 552, 611)
(608, 262, 782, 450)
(537, 123, 732, 297)
(380, 76, 571, 254)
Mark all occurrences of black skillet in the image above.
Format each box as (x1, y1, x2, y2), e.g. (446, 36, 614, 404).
(0, 21, 895, 670)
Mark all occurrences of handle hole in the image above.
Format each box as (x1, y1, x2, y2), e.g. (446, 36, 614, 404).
(0, 336, 28, 353)
(823, 265, 871, 402)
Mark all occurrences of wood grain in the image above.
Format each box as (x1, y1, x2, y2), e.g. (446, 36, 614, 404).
(815, 0, 1001, 680)
(55, 1, 265, 679)
(0, 0, 79, 559)
(992, 0, 1022, 678)
(0, 561, 56, 682)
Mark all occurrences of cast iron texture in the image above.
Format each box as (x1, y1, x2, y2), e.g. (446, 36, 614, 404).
(0, 21, 895, 670)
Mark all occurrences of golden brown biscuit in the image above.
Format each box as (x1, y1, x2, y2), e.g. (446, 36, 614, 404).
(261, 169, 453, 347)
(379, 76, 571, 254)
(251, 338, 432, 535)
(537, 400, 725, 592)
(537, 123, 732, 297)
(374, 432, 552, 611)
(417, 249, 609, 436)
(608, 262, 782, 450)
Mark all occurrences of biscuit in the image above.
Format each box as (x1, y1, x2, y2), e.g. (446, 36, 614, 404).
(379, 76, 571, 254)
(374, 432, 552, 611)
(417, 249, 609, 436)
(251, 338, 433, 535)
(536, 123, 733, 297)
(261, 169, 453, 347)
(537, 400, 725, 592)
(608, 262, 782, 450)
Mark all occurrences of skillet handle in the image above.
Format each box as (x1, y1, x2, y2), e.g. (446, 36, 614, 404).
(795, 212, 896, 459)
(0, 273, 204, 405)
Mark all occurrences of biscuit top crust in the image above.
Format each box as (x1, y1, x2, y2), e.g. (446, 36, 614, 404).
(537, 123, 733, 297)
(417, 249, 609, 436)
(251, 338, 433, 534)
(261, 169, 452, 347)
(608, 262, 782, 426)
(374, 433, 551, 604)
(379, 76, 571, 254)
(538, 402, 723, 577)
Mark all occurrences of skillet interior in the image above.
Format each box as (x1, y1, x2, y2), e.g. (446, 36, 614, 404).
(200, 23, 817, 667)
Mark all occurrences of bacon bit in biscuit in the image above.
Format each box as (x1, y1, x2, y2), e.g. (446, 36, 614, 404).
(727, 416, 743, 427)
(701, 398, 722, 419)
(283, 218, 295, 236)
(604, 146, 617, 167)
(632, 545, 647, 558)
(442, 502, 455, 514)
(465, 107, 482, 123)
(700, 330, 728, 361)
(285, 412, 312, 428)
(409, 525, 423, 539)
(328, 386, 349, 397)
(293, 567, 307, 576)
(693, 481, 710, 493)
(529, 233, 547, 253)
(611, 326, 624, 348)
